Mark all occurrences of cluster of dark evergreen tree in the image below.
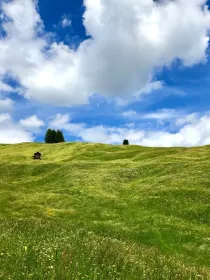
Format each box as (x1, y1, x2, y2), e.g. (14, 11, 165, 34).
(45, 129, 65, 143)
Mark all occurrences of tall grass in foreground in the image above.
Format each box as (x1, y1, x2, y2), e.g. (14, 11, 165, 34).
(0, 220, 209, 280)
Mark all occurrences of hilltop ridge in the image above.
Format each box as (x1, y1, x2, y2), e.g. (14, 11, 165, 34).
(1, 142, 210, 163)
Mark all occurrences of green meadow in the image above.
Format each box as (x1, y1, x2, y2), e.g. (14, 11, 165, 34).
(0, 142, 210, 279)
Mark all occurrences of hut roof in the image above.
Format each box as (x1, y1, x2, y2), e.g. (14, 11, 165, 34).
(34, 152, 41, 156)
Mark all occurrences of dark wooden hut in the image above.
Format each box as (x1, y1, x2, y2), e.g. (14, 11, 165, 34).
(33, 152, 41, 160)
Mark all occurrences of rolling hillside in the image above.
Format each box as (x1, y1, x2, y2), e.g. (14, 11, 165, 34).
(1, 143, 210, 279)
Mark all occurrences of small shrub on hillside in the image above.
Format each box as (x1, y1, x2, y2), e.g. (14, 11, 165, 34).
(123, 139, 129, 145)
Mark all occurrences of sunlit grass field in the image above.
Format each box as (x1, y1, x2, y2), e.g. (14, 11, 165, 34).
(0, 142, 210, 279)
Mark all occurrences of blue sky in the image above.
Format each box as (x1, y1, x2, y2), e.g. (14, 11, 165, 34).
(1, 0, 210, 146)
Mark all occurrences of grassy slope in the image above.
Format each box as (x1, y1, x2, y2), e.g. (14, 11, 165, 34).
(1, 142, 210, 279)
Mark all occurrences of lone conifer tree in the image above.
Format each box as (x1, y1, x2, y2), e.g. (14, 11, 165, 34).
(55, 130, 65, 143)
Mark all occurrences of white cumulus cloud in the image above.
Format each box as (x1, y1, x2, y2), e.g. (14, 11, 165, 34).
(19, 115, 44, 130)
(49, 111, 210, 147)
(0, 0, 209, 105)
(0, 81, 14, 92)
(0, 113, 33, 143)
(0, 98, 14, 112)
(49, 113, 71, 128)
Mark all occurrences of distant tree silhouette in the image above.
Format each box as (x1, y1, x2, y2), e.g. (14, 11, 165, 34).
(45, 129, 53, 143)
(123, 139, 129, 145)
(55, 130, 65, 143)
(45, 129, 65, 143)
(45, 129, 56, 143)
(60, 130, 65, 142)
(51, 130, 56, 143)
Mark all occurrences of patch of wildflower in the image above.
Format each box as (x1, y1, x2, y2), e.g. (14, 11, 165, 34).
(0, 219, 210, 279)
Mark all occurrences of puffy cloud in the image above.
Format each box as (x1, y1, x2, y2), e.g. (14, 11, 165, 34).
(175, 113, 199, 126)
(0, 113, 11, 123)
(19, 115, 44, 130)
(140, 114, 210, 147)
(49, 113, 85, 134)
(49, 111, 210, 147)
(78, 126, 145, 144)
(134, 81, 163, 98)
(116, 81, 163, 106)
(0, 0, 209, 105)
(0, 98, 14, 112)
(0, 113, 33, 143)
(0, 81, 14, 92)
(49, 113, 71, 128)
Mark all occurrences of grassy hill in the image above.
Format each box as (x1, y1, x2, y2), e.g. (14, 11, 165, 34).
(1, 142, 210, 279)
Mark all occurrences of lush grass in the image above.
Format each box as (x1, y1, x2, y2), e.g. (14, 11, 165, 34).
(1, 142, 210, 279)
